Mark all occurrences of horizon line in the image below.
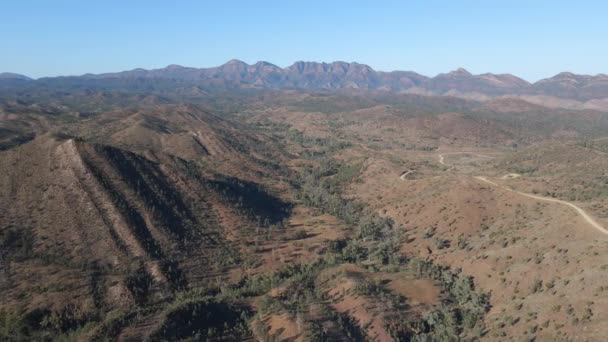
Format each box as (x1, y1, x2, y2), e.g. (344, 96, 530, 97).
(3, 59, 608, 83)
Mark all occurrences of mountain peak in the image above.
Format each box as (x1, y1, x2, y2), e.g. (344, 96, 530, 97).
(286, 61, 322, 73)
(554, 72, 577, 78)
(0, 72, 32, 80)
(165, 64, 184, 69)
(252, 61, 279, 68)
(224, 59, 248, 66)
(451, 67, 472, 76)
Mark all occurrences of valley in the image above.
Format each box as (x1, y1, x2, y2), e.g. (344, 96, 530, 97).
(244, 93, 608, 341)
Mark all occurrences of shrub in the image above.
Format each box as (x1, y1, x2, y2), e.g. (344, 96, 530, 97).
(530, 279, 543, 294)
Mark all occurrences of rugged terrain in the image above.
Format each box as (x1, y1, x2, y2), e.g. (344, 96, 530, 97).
(1, 62, 608, 341)
(242, 90, 608, 341)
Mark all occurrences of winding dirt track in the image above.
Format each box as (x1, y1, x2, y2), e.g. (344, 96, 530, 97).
(438, 152, 494, 165)
(399, 170, 415, 180)
(432, 152, 608, 236)
(475, 176, 608, 235)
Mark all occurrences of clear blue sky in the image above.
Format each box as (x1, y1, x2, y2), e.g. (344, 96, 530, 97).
(1, 0, 606, 81)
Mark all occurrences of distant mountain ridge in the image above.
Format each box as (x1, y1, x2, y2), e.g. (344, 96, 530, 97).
(3, 60, 608, 101)
(0, 72, 32, 81)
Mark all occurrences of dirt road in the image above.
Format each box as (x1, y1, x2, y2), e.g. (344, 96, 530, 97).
(432, 151, 608, 235)
(438, 152, 494, 165)
(419, 152, 608, 235)
(399, 170, 415, 180)
(475, 176, 608, 236)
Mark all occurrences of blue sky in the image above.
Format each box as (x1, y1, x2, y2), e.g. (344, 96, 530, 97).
(1, 0, 606, 81)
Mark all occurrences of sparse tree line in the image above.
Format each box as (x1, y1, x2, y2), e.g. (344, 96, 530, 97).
(287, 155, 491, 340)
(286, 128, 352, 157)
(295, 159, 397, 243)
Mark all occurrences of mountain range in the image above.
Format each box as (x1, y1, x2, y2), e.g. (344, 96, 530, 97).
(3, 60, 608, 101)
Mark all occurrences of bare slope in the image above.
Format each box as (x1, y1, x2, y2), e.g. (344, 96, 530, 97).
(0, 134, 291, 337)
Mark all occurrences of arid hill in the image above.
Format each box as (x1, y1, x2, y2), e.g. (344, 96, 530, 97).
(0, 133, 296, 337)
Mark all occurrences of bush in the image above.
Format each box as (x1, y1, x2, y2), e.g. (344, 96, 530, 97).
(530, 279, 543, 294)
(434, 238, 451, 249)
(149, 299, 251, 341)
(125, 265, 153, 305)
(0, 310, 25, 340)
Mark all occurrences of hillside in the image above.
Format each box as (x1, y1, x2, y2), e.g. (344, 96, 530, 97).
(243, 93, 608, 341)
(0, 134, 294, 337)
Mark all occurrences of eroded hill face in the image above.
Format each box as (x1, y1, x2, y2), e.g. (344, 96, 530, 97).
(0, 134, 291, 321)
(0, 94, 314, 338)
